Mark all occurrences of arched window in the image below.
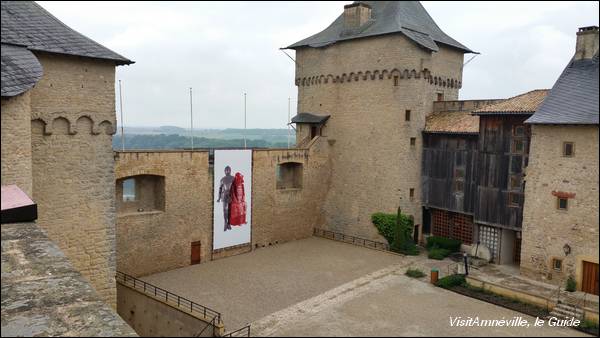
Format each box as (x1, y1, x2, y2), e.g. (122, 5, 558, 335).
(276, 162, 303, 190)
(116, 175, 165, 213)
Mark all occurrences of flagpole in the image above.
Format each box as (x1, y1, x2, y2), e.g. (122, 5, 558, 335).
(244, 92, 247, 149)
(190, 87, 194, 150)
(119, 80, 124, 151)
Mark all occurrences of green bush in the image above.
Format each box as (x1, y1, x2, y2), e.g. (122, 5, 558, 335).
(566, 275, 577, 292)
(371, 208, 418, 255)
(436, 274, 466, 289)
(428, 247, 451, 260)
(426, 236, 461, 252)
(405, 268, 426, 278)
(371, 213, 397, 244)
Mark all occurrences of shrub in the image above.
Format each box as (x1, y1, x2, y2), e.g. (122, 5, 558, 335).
(371, 213, 397, 244)
(428, 247, 451, 260)
(436, 274, 466, 289)
(405, 268, 426, 278)
(426, 236, 461, 252)
(371, 208, 419, 255)
(566, 275, 577, 292)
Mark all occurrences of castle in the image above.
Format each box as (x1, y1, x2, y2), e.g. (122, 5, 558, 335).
(1, 1, 598, 335)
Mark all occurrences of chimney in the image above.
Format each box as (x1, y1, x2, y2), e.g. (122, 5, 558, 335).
(343, 2, 372, 32)
(574, 26, 599, 60)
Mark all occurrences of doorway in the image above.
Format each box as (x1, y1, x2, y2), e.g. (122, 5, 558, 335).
(191, 241, 201, 265)
(582, 261, 599, 295)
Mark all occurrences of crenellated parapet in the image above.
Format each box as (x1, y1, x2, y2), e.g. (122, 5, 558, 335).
(30, 112, 115, 136)
(295, 68, 462, 89)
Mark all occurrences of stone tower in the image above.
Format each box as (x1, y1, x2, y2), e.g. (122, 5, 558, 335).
(1, 1, 132, 306)
(287, 1, 473, 240)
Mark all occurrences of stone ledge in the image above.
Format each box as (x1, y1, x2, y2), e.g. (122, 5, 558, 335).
(1, 222, 137, 337)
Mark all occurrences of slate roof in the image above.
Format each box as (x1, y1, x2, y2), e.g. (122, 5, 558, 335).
(472, 89, 549, 115)
(424, 111, 479, 134)
(1, 43, 43, 97)
(1, 1, 132, 65)
(291, 113, 330, 124)
(526, 53, 599, 125)
(286, 1, 473, 53)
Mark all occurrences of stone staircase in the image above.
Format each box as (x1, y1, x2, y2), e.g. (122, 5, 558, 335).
(549, 300, 584, 320)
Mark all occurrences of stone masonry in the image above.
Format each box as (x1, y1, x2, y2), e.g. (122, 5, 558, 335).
(1, 91, 33, 195)
(520, 125, 599, 288)
(295, 33, 464, 240)
(114, 138, 330, 277)
(29, 52, 119, 306)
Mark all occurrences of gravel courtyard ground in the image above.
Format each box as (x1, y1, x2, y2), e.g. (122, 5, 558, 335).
(142, 237, 588, 337)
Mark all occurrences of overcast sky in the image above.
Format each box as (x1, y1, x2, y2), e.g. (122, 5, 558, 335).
(38, 1, 599, 129)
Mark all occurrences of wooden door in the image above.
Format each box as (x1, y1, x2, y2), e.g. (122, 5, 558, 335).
(513, 235, 521, 265)
(582, 261, 599, 295)
(191, 241, 201, 265)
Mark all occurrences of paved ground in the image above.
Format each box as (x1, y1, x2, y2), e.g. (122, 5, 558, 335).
(142, 237, 404, 329)
(251, 264, 587, 337)
(142, 237, 589, 336)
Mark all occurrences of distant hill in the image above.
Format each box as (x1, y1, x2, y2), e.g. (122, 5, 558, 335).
(113, 127, 294, 150)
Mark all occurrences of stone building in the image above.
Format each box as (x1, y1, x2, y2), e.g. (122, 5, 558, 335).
(1, 1, 132, 305)
(520, 26, 599, 294)
(286, 1, 473, 241)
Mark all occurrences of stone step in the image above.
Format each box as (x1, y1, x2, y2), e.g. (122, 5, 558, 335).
(549, 307, 583, 319)
(555, 303, 584, 313)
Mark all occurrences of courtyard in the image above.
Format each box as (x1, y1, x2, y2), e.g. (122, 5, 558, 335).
(142, 237, 588, 336)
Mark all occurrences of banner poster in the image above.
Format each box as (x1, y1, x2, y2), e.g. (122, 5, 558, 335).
(213, 149, 252, 250)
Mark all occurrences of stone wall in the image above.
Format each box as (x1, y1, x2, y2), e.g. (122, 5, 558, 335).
(1, 92, 33, 195)
(295, 34, 463, 240)
(116, 282, 223, 337)
(520, 125, 599, 288)
(29, 52, 118, 306)
(1, 222, 136, 337)
(115, 140, 330, 277)
(115, 151, 212, 277)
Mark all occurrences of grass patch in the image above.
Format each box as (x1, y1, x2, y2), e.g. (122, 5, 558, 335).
(441, 279, 550, 318)
(405, 268, 426, 278)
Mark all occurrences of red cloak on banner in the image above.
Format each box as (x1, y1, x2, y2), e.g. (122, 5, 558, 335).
(229, 172, 247, 226)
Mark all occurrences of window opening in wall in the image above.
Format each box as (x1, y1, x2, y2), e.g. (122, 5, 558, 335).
(437, 93, 444, 101)
(410, 137, 416, 146)
(509, 174, 522, 190)
(276, 162, 303, 190)
(557, 197, 568, 210)
(394, 76, 399, 86)
(117, 175, 165, 214)
(405, 110, 411, 121)
(310, 125, 319, 139)
(513, 125, 525, 137)
(508, 192, 520, 207)
(563, 142, 574, 157)
(512, 139, 525, 153)
(552, 258, 563, 271)
(409, 188, 415, 201)
(122, 178, 135, 202)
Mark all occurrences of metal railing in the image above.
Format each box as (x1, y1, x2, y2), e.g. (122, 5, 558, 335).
(116, 271, 222, 325)
(222, 324, 251, 337)
(313, 228, 390, 251)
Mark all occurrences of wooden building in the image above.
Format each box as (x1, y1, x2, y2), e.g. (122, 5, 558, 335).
(422, 91, 548, 265)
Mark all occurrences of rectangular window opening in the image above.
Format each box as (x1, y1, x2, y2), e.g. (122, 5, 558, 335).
(410, 137, 416, 146)
(405, 110, 411, 121)
(563, 142, 574, 157)
(552, 258, 563, 271)
(557, 197, 568, 210)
